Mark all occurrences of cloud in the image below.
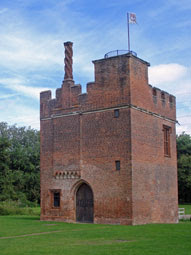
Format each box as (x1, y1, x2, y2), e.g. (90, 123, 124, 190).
(0, 97, 39, 129)
(176, 124, 190, 135)
(175, 79, 191, 98)
(0, 77, 52, 100)
(0, 93, 19, 99)
(148, 63, 187, 85)
(0, 34, 63, 71)
(176, 116, 191, 135)
(0, 10, 98, 84)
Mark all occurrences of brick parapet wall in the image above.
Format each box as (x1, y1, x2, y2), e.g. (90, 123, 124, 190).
(128, 56, 176, 121)
(40, 54, 176, 124)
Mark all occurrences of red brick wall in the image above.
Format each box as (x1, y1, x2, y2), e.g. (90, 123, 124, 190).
(80, 108, 132, 224)
(40, 52, 178, 225)
(131, 110, 178, 224)
(40, 107, 132, 224)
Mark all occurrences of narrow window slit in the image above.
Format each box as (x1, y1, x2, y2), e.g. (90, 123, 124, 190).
(163, 125, 171, 157)
(114, 109, 119, 118)
(115, 160, 120, 171)
(53, 192, 60, 207)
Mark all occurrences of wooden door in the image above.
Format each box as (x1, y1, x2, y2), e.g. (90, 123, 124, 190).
(76, 183, 94, 223)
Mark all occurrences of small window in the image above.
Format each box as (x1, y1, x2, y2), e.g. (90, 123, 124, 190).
(161, 92, 165, 106)
(169, 95, 173, 108)
(161, 92, 165, 101)
(114, 109, 119, 118)
(169, 95, 173, 104)
(163, 125, 171, 157)
(53, 192, 60, 207)
(152, 88, 157, 104)
(152, 88, 157, 97)
(115, 160, 120, 171)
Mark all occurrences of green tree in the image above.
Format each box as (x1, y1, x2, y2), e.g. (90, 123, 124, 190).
(0, 122, 40, 204)
(177, 132, 191, 203)
(0, 136, 15, 200)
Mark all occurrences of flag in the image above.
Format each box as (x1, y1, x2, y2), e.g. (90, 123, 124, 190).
(128, 13, 137, 24)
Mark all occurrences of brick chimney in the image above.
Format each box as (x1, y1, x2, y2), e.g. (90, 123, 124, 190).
(64, 41, 73, 80)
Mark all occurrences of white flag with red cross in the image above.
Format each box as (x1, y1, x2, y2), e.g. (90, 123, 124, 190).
(128, 13, 137, 24)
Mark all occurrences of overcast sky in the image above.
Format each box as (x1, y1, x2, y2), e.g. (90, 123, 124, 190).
(0, 0, 190, 134)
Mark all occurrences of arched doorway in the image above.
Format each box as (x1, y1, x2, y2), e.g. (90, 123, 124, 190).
(76, 183, 94, 223)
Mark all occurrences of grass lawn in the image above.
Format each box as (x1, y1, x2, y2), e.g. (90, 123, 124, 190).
(0, 216, 191, 255)
(179, 204, 191, 215)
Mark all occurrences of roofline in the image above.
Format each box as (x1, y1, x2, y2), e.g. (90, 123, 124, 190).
(92, 53, 150, 67)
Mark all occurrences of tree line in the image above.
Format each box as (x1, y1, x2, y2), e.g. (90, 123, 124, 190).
(177, 132, 191, 203)
(0, 122, 191, 205)
(0, 122, 40, 205)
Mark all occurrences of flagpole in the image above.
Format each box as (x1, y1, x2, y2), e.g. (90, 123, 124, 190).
(127, 13, 130, 52)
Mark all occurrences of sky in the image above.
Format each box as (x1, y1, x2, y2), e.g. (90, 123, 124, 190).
(0, 0, 191, 134)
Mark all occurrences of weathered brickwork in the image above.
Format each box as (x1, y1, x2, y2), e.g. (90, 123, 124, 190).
(40, 42, 178, 225)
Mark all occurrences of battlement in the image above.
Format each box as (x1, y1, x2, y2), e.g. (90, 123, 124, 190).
(40, 42, 176, 122)
(149, 85, 175, 107)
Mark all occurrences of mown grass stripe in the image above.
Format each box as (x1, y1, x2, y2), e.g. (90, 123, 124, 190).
(0, 230, 61, 239)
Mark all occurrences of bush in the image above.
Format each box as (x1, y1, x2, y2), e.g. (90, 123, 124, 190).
(0, 200, 40, 216)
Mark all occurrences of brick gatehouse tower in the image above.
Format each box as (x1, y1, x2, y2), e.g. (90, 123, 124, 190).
(40, 42, 178, 225)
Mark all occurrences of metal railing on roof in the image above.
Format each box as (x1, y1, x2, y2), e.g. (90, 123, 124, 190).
(104, 50, 137, 59)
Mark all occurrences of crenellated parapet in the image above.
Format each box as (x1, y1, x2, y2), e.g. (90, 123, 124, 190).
(147, 85, 176, 120)
(150, 85, 175, 108)
(40, 90, 55, 119)
(40, 42, 176, 122)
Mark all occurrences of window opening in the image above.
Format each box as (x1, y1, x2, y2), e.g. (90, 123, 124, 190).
(53, 192, 60, 207)
(152, 88, 157, 104)
(169, 95, 173, 104)
(152, 88, 157, 96)
(161, 92, 165, 101)
(169, 95, 173, 108)
(114, 109, 119, 118)
(163, 125, 171, 157)
(115, 160, 120, 171)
